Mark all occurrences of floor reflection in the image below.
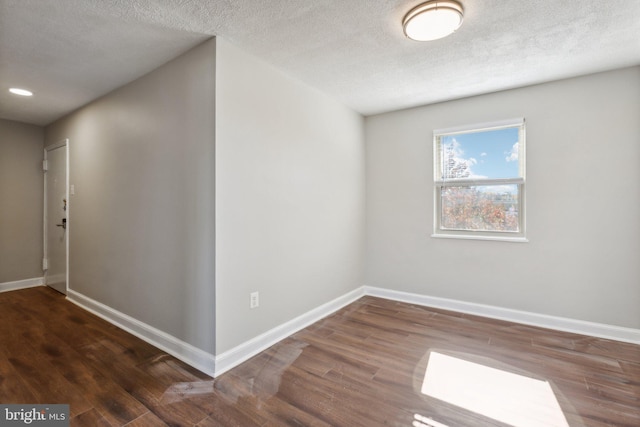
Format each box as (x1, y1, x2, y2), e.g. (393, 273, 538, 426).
(421, 351, 570, 427)
(413, 413, 450, 427)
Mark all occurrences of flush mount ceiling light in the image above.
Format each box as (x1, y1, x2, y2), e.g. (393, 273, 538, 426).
(403, 0, 464, 41)
(9, 87, 33, 96)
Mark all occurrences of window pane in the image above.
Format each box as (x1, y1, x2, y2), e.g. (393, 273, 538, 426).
(441, 185, 520, 232)
(440, 127, 521, 180)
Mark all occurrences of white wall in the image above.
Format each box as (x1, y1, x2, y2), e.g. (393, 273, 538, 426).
(215, 39, 365, 353)
(365, 66, 640, 329)
(0, 119, 44, 283)
(45, 39, 217, 353)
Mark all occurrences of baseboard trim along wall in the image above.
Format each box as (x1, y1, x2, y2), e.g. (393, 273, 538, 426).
(214, 287, 366, 376)
(58, 285, 639, 379)
(364, 286, 640, 346)
(0, 277, 43, 293)
(66, 289, 217, 377)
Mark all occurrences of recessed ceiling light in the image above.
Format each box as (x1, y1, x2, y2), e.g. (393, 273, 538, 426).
(9, 88, 33, 96)
(403, 0, 464, 41)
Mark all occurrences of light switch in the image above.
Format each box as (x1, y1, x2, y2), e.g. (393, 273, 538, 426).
(70, 184, 75, 195)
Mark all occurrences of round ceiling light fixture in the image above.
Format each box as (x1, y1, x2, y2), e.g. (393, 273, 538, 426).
(9, 87, 33, 96)
(403, 0, 464, 41)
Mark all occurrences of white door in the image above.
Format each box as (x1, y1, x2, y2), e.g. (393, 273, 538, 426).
(44, 142, 68, 294)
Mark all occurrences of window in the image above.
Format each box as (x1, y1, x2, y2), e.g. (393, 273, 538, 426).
(433, 118, 526, 242)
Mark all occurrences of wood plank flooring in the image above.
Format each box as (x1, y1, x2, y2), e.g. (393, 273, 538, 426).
(0, 286, 638, 426)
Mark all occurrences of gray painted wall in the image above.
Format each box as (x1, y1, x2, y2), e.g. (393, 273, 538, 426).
(215, 39, 365, 353)
(32, 33, 637, 366)
(45, 39, 217, 353)
(365, 66, 640, 329)
(40, 36, 365, 358)
(0, 119, 44, 283)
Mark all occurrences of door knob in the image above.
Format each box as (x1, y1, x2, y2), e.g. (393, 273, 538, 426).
(56, 218, 67, 230)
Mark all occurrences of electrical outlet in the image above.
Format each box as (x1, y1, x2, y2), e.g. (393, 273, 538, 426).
(250, 291, 259, 308)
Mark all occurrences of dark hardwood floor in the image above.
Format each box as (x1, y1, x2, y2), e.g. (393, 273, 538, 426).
(0, 287, 638, 426)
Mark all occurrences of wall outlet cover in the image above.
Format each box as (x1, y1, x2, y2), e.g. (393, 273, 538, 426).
(250, 292, 259, 308)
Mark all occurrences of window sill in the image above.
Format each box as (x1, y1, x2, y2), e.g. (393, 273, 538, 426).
(431, 233, 529, 243)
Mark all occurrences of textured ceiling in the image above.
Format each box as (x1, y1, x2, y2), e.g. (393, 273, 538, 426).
(1, 0, 639, 126)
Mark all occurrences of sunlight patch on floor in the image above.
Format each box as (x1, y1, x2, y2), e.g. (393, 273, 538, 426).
(421, 352, 569, 427)
(413, 413, 450, 427)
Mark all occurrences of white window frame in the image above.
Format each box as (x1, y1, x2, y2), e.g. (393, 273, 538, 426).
(432, 118, 527, 242)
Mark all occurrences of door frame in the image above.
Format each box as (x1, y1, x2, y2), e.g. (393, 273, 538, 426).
(43, 139, 70, 294)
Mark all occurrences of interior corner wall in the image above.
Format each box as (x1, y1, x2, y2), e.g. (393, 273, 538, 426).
(365, 66, 640, 330)
(215, 38, 365, 353)
(0, 119, 44, 283)
(44, 38, 217, 353)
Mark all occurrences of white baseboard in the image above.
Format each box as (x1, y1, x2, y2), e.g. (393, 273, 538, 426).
(59, 284, 639, 380)
(364, 286, 640, 345)
(214, 287, 366, 377)
(0, 277, 43, 293)
(66, 289, 216, 377)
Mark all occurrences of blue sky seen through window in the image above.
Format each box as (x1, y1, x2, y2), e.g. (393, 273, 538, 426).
(441, 127, 520, 180)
